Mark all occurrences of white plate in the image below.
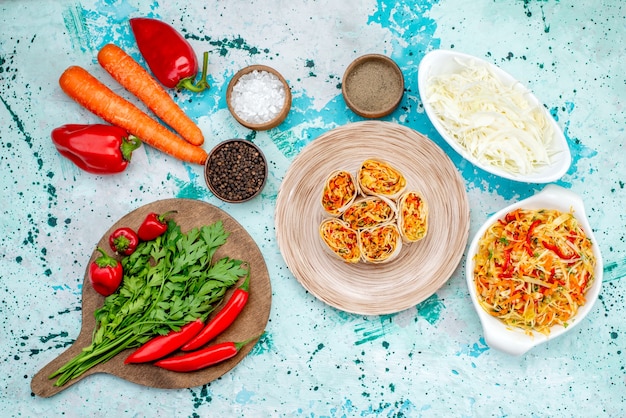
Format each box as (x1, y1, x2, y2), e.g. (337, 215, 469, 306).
(418, 49, 571, 183)
(466, 185, 603, 355)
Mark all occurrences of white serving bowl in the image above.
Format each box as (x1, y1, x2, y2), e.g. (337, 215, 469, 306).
(465, 185, 603, 355)
(418, 49, 571, 183)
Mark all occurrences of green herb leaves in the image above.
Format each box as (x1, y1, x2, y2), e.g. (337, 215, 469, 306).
(49, 219, 247, 386)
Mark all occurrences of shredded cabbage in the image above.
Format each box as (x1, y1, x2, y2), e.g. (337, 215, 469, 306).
(425, 59, 557, 175)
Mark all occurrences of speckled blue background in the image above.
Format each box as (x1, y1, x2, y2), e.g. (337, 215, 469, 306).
(1, 0, 624, 416)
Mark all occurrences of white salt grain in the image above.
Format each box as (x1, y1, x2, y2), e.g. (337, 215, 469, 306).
(231, 70, 286, 125)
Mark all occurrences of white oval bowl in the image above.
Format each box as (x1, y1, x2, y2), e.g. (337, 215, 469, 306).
(465, 185, 603, 355)
(418, 49, 571, 183)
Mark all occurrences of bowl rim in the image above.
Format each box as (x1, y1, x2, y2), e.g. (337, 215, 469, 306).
(204, 139, 268, 203)
(418, 49, 571, 183)
(465, 184, 603, 355)
(226, 64, 292, 131)
(342, 53, 405, 119)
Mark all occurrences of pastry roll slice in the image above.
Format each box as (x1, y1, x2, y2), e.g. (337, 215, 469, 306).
(341, 195, 397, 230)
(321, 170, 359, 216)
(359, 223, 403, 264)
(397, 191, 429, 243)
(358, 159, 407, 198)
(319, 218, 361, 263)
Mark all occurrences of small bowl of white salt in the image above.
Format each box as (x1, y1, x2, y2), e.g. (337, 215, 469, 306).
(226, 65, 292, 131)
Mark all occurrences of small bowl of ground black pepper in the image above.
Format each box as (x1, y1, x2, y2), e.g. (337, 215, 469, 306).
(342, 54, 404, 118)
(204, 139, 268, 203)
(227, 65, 292, 131)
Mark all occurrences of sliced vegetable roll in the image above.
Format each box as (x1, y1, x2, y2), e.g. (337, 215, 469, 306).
(359, 223, 402, 264)
(319, 218, 361, 263)
(341, 195, 397, 230)
(321, 170, 359, 216)
(358, 159, 406, 198)
(397, 191, 429, 242)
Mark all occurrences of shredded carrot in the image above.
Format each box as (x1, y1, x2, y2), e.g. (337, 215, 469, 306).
(97, 44, 204, 146)
(473, 208, 596, 335)
(59, 66, 207, 165)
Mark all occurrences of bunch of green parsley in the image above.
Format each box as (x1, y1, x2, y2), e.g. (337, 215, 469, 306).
(50, 219, 248, 386)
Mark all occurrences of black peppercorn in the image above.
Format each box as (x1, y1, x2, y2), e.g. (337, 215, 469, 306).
(205, 140, 267, 202)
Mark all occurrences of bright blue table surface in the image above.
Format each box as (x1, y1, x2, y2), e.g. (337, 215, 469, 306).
(1, 0, 624, 416)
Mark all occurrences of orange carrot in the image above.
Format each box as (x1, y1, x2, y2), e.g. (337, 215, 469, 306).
(59, 65, 207, 165)
(97, 43, 204, 146)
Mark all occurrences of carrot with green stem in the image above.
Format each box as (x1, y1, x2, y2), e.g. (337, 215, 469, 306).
(97, 43, 204, 146)
(59, 66, 207, 165)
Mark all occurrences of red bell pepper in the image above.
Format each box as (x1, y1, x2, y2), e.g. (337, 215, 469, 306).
(51, 124, 141, 174)
(124, 318, 204, 364)
(89, 247, 123, 296)
(137, 211, 177, 241)
(181, 272, 250, 351)
(154, 337, 257, 372)
(109, 227, 139, 255)
(130, 17, 210, 92)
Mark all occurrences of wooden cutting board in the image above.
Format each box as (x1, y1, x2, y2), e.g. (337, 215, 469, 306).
(31, 199, 272, 397)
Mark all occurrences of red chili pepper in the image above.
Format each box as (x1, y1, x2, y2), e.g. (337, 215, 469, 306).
(109, 227, 139, 256)
(154, 337, 257, 372)
(124, 318, 204, 364)
(181, 273, 250, 351)
(542, 240, 577, 260)
(130, 17, 210, 92)
(51, 124, 141, 174)
(89, 247, 123, 296)
(137, 211, 177, 241)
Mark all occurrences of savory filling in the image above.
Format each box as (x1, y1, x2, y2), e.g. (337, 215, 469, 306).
(321, 170, 358, 215)
(342, 197, 395, 230)
(319, 218, 361, 263)
(399, 191, 427, 242)
(358, 159, 406, 197)
(360, 224, 401, 263)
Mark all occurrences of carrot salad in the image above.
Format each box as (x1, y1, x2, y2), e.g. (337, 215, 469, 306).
(473, 208, 596, 334)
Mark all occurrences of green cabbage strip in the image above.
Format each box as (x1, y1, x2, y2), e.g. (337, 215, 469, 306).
(425, 59, 557, 175)
(49, 220, 248, 387)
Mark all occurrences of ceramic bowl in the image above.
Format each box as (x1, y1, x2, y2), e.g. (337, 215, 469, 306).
(204, 139, 268, 203)
(418, 49, 571, 183)
(466, 185, 603, 355)
(226, 65, 291, 131)
(342, 54, 404, 118)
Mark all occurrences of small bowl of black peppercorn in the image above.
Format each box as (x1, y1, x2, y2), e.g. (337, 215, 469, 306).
(204, 139, 268, 203)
